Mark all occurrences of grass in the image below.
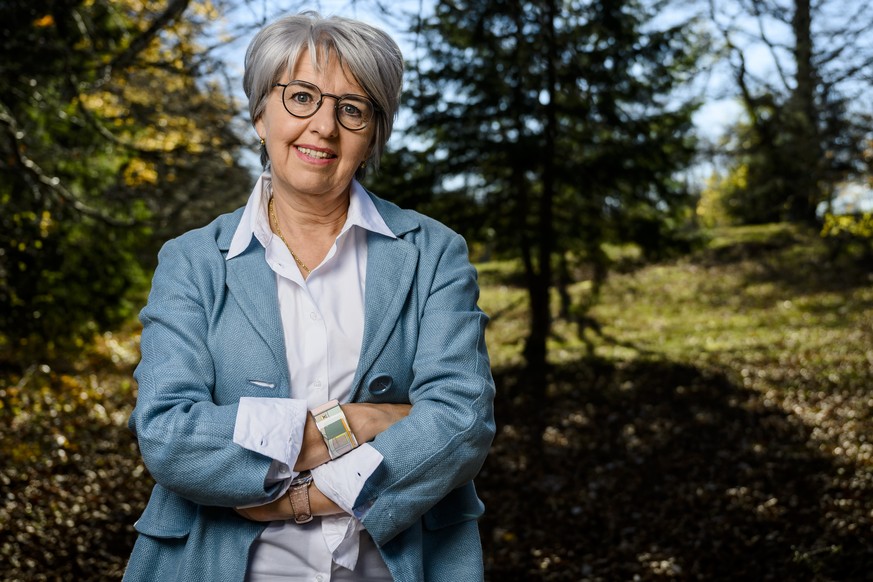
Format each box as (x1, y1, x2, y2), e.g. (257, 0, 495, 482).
(2, 222, 872, 580)
(477, 223, 873, 580)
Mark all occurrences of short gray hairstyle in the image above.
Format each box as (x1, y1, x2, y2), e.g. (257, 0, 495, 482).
(243, 12, 404, 179)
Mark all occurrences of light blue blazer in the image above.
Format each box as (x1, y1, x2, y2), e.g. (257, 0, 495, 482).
(123, 191, 496, 581)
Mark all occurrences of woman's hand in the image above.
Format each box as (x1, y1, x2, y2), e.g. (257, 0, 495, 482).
(344, 402, 412, 443)
(293, 402, 411, 471)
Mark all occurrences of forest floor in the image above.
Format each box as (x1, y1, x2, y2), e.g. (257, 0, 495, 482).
(2, 223, 872, 580)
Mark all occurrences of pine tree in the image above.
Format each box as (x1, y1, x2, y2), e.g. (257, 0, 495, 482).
(405, 0, 703, 386)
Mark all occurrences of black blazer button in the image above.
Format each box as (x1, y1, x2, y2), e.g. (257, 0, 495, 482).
(368, 374, 393, 395)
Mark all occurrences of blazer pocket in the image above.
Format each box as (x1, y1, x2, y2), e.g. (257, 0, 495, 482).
(134, 484, 197, 539)
(246, 379, 277, 389)
(423, 481, 485, 531)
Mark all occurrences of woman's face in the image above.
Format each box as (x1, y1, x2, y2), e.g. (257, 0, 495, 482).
(255, 51, 375, 202)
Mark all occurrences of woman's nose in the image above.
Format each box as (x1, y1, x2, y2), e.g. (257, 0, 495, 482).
(308, 100, 339, 136)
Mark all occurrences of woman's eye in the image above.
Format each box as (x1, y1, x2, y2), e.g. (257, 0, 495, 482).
(291, 92, 315, 104)
(341, 104, 363, 118)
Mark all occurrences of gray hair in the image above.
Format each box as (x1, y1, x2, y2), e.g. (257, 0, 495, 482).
(243, 12, 404, 179)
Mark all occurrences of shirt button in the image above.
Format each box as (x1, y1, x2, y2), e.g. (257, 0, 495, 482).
(315, 575, 325, 582)
(313, 379, 322, 388)
(310, 312, 318, 320)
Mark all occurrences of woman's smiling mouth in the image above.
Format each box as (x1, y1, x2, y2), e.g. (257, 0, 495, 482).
(296, 146, 336, 160)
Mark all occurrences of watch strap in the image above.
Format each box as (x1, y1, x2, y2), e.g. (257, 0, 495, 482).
(288, 471, 313, 524)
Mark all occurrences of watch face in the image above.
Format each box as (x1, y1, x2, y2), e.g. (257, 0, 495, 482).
(291, 471, 312, 486)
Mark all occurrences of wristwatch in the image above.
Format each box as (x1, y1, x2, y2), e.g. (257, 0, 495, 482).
(311, 400, 358, 459)
(288, 471, 313, 524)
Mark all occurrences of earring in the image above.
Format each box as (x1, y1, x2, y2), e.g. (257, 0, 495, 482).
(359, 160, 367, 169)
(259, 138, 265, 146)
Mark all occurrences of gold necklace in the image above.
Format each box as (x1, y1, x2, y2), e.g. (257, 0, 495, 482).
(268, 197, 311, 274)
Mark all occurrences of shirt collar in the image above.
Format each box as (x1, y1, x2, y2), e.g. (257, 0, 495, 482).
(226, 172, 395, 261)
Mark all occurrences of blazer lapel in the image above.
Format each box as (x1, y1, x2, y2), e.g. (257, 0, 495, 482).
(225, 243, 287, 375)
(352, 231, 418, 399)
(351, 194, 421, 400)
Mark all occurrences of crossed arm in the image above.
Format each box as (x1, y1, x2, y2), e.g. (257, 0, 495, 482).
(235, 402, 410, 521)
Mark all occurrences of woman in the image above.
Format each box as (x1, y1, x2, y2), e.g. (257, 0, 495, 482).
(123, 12, 496, 582)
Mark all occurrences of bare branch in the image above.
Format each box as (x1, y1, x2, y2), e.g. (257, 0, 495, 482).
(748, 0, 791, 90)
(707, 0, 782, 104)
(827, 54, 873, 87)
(737, 0, 791, 25)
(814, 7, 873, 69)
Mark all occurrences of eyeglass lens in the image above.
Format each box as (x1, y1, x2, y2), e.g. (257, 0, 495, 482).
(280, 81, 374, 130)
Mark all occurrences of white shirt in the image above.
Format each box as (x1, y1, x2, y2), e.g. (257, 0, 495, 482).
(227, 173, 395, 581)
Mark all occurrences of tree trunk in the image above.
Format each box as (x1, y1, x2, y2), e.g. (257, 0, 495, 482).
(557, 253, 572, 321)
(788, 0, 820, 223)
(523, 0, 558, 387)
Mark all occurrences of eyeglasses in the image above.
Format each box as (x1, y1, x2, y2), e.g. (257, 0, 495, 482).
(274, 80, 378, 131)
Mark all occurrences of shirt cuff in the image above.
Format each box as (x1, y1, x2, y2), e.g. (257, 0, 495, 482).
(310, 443, 383, 516)
(233, 396, 308, 474)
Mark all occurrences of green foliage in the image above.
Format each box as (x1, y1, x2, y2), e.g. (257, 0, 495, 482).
(0, 201, 149, 357)
(697, 167, 740, 228)
(0, 0, 252, 361)
(820, 211, 873, 263)
(821, 211, 873, 239)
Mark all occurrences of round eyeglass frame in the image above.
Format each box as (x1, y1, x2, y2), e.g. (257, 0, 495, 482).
(274, 81, 378, 131)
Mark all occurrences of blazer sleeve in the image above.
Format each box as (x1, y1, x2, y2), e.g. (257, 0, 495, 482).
(356, 231, 496, 545)
(130, 237, 281, 508)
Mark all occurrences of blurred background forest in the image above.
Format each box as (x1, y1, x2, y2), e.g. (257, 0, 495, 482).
(1, 0, 872, 579)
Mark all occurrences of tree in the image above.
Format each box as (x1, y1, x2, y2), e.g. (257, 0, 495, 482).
(404, 0, 703, 391)
(0, 0, 253, 362)
(707, 0, 873, 224)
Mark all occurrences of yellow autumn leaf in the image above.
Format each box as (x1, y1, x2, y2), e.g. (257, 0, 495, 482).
(33, 14, 55, 27)
(122, 158, 159, 186)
